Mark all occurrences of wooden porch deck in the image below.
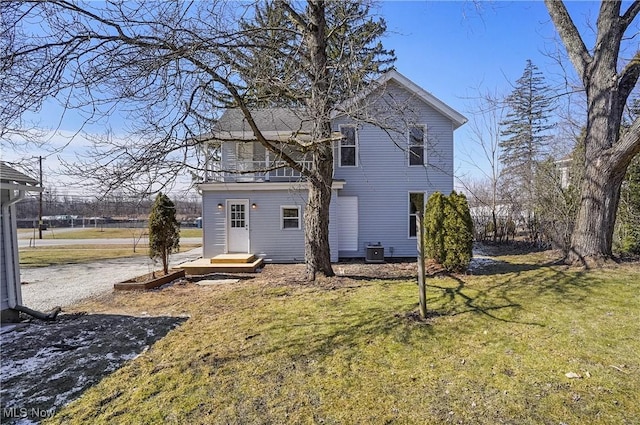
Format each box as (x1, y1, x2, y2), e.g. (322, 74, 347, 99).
(177, 253, 263, 275)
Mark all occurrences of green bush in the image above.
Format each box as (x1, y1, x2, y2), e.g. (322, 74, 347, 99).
(149, 192, 180, 274)
(424, 191, 474, 272)
(424, 191, 446, 263)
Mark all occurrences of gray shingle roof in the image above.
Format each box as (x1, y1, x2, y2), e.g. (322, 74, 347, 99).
(0, 162, 39, 185)
(215, 108, 313, 133)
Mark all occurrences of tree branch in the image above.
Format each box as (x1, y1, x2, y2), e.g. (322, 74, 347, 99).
(617, 51, 640, 111)
(621, 0, 640, 29)
(544, 0, 591, 82)
(610, 116, 640, 171)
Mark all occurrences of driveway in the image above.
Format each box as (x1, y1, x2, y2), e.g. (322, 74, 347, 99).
(19, 248, 203, 312)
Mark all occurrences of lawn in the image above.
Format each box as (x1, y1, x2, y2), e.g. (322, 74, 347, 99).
(18, 227, 202, 239)
(48, 252, 639, 424)
(20, 244, 201, 267)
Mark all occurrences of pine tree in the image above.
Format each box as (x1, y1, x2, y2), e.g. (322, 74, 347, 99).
(499, 59, 555, 242)
(148, 193, 180, 275)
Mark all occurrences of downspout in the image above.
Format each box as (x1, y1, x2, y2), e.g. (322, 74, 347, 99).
(2, 190, 60, 321)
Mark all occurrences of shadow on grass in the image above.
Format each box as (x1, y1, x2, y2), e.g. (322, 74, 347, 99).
(0, 314, 187, 424)
(424, 258, 592, 328)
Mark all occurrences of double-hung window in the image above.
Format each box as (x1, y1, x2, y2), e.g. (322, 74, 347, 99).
(339, 125, 357, 167)
(281, 206, 301, 230)
(409, 192, 425, 238)
(409, 126, 425, 166)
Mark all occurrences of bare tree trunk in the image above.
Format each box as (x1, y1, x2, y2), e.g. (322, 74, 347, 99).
(305, 152, 335, 280)
(303, 0, 335, 280)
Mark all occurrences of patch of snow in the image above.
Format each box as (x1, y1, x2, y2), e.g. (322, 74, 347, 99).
(468, 256, 498, 273)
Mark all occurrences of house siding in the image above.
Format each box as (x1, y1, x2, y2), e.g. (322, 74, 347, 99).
(333, 81, 454, 258)
(202, 186, 340, 263)
(1, 194, 8, 313)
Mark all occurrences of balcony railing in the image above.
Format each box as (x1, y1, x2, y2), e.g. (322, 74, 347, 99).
(205, 160, 312, 183)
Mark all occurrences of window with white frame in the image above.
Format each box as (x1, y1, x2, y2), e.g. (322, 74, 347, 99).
(409, 192, 425, 238)
(408, 126, 425, 166)
(281, 206, 301, 229)
(339, 125, 357, 167)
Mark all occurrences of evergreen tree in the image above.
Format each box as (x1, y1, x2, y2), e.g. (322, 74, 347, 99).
(148, 193, 180, 275)
(442, 192, 474, 272)
(499, 60, 555, 242)
(424, 191, 474, 272)
(424, 191, 446, 263)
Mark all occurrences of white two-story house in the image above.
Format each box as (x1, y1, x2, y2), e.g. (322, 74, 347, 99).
(197, 70, 466, 263)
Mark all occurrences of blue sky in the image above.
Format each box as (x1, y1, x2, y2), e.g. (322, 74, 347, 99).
(379, 1, 604, 184)
(6, 1, 618, 194)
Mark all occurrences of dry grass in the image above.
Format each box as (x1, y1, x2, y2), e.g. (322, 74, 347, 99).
(48, 252, 640, 424)
(19, 244, 201, 267)
(18, 227, 202, 239)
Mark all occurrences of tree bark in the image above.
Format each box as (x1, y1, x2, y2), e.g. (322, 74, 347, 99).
(305, 148, 335, 280)
(303, 0, 335, 280)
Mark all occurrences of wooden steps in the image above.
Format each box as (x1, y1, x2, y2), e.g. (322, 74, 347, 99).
(178, 253, 263, 275)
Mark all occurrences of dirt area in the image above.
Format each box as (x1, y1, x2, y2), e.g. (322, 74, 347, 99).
(0, 256, 494, 424)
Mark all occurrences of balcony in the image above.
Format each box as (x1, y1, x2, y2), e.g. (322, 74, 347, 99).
(204, 160, 312, 183)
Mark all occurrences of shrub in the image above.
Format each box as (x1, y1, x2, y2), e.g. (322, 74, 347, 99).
(442, 191, 474, 272)
(424, 191, 474, 272)
(149, 192, 180, 274)
(424, 191, 446, 263)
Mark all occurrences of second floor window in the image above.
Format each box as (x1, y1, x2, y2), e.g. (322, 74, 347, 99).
(340, 125, 357, 167)
(409, 126, 425, 166)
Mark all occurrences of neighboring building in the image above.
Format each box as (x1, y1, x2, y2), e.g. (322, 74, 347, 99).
(1, 162, 43, 322)
(198, 70, 466, 263)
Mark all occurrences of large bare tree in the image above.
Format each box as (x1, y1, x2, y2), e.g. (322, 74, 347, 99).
(1, 0, 393, 280)
(544, 1, 640, 263)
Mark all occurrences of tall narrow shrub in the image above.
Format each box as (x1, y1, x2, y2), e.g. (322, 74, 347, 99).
(424, 191, 474, 272)
(149, 192, 180, 274)
(424, 192, 446, 263)
(442, 191, 474, 272)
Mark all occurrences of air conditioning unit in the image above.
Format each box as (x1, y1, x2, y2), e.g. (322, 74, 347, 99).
(365, 244, 384, 263)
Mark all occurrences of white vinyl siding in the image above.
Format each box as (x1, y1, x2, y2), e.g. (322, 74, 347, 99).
(339, 125, 358, 167)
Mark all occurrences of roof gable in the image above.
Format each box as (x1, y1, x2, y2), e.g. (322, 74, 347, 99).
(336, 69, 467, 129)
(209, 70, 466, 140)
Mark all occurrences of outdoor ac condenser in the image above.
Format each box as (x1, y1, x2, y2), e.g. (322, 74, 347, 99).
(365, 244, 384, 263)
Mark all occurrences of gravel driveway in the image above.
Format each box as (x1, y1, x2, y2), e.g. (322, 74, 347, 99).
(19, 248, 202, 312)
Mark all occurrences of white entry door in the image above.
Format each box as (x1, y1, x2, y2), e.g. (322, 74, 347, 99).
(227, 200, 250, 253)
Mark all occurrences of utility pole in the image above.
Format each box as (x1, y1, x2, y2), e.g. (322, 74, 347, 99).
(38, 156, 43, 239)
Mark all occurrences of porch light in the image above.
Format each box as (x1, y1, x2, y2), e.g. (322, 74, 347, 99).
(217, 203, 224, 209)
(251, 203, 257, 209)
